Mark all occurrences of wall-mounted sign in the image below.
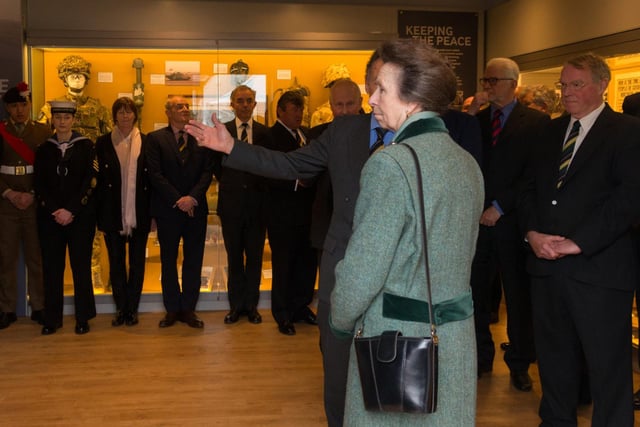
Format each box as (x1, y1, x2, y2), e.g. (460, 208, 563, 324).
(398, 10, 478, 109)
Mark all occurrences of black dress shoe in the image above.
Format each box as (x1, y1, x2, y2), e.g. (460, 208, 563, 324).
(633, 388, 640, 410)
(75, 321, 90, 335)
(159, 312, 179, 328)
(300, 311, 318, 325)
(510, 370, 532, 392)
(41, 325, 57, 335)
(112, 311, 126, 327)
(278, 320, 296, 336)
(125, 312, 139, 326)
(30, 310, 45, 325)
(0, 312, 17, 329)
(224, 309, 241, 324)
(181, 311, 204, 329)
(247, 308, 262, 324)
(500, 342, 511, 351)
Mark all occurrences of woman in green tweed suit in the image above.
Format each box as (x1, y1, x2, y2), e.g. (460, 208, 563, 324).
(330, 40, 484, 426)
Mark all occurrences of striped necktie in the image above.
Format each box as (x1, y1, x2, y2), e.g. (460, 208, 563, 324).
(240, 122, 248, 142)
(293, 129, 302, 146)
(177, 130, 187, 152)
(491, 109, 503, 146)
(557, 120, 580, 189)
(369, 127, 387, 155)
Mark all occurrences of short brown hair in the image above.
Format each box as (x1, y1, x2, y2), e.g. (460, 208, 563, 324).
(112, 97, 138, 123)
(375, 39, 457, 114)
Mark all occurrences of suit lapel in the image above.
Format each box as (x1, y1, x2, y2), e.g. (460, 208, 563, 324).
(498, 103, 525, 144)
(347, 114, 372, 182)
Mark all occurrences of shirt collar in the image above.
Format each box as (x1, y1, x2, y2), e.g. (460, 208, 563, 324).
(369, 114, 395, 145)
(491, 98, 517, 121)
(235, 117, 252, 128)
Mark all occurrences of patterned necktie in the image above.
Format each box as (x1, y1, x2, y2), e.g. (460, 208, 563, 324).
(293, 129, 302, 146)
(240, 122, 248, 142)
(491, 109, 503, 146)
(557, 120, 581, 189)
(177, 130, 187, 152)
(369, 127, 387, 155)
(15, 123, 25, 136)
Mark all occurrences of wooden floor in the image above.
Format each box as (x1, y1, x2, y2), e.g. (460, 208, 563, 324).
(1, 305, 639, 426)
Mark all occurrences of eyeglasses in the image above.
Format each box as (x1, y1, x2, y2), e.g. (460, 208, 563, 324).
(173, 103, 190, 110)
(479, 77, 515, 86)
(555, 81, 587, 91)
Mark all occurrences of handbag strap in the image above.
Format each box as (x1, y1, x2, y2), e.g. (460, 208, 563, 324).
(355, 143, 438, 342)
(403, 143, 438, 341)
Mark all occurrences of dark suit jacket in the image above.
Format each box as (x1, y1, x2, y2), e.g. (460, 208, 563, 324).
(95, 131, 151, 233)
(212, 120, 271, 218)
(477, 102, 550, 214)
(520, 105, 640, 290)
(262, 121, 315, 228)
(222, 113, 371, 302)
(307, 122, 331, 250)
(441, 109, 483, 167)
(145, 126, 213, 219)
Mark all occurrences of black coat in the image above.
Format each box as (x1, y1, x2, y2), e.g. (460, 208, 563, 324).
(34, 133, 98, 218)
(95, 131, 151, 233)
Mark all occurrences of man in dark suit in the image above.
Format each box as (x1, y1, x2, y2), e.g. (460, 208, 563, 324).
(214, 85, 270, 325)
(622, 92, 640, 410)
(308, 78, 363, 264)
(521, 53, 640, 425)
(146, 96, 213, 329)
(264, 90, 318, 336)
(469, 57, 550, 391)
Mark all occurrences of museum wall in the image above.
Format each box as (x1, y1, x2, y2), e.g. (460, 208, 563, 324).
(486, 0, 640, 59)
(25, 0, 482, 49)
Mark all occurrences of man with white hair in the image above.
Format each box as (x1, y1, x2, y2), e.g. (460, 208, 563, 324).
(469, 57, 550, 392)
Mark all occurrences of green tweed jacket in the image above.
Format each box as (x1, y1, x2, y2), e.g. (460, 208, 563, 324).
(330, 113, 484, 426)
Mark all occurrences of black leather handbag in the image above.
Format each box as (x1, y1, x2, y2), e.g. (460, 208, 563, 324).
(353, 143, 438, 413)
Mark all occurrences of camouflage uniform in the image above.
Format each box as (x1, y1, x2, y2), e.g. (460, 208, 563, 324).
(38, 94, 111, 143)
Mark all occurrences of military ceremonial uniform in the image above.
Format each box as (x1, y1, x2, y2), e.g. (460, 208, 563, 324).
(34, 131, 99, 330)
(39, 94, 112, 290)
(0, 119, 51, 316)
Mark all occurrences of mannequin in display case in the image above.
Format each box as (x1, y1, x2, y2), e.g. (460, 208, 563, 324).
(38, 55, 112, 143)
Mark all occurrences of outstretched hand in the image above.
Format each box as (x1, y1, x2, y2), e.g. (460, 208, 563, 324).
(184, 114, 235, 154)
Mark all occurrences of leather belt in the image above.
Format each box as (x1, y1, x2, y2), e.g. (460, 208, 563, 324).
(0, 165, 34, 175)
